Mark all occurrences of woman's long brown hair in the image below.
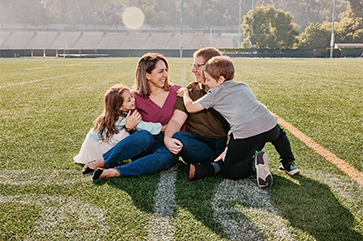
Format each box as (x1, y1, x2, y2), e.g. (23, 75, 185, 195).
(93, 84, 129, 142)
(134, 52, 171, 96)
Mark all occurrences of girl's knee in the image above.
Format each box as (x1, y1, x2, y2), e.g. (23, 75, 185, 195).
(136, 130, 154, 141)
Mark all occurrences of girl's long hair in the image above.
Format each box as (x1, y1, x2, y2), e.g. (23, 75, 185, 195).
(93, 84, 129, 142)
(134, 52, 171, 96)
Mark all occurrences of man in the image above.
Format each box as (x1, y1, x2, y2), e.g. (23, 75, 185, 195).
(164, 47, 229, 180)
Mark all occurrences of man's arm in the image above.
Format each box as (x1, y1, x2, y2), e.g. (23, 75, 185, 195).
(164, 109, 188, 154)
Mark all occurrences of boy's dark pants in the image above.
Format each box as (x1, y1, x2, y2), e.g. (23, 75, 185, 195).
(221, 124, 295, 180)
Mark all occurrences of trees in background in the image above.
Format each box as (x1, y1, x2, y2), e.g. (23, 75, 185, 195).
(1, 0, 348, 32)
(258, 0, 348, 31)
(296, 17, 363, 48)
(241, 5, 299, 49)
(346, 0, 363, 18)
(0, 0, 361, 49)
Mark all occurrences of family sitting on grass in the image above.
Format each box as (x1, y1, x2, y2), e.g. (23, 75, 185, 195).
(74, 47, 299, 188)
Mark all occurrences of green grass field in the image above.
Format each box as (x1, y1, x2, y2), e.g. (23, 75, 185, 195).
(1, 57, 362, 241)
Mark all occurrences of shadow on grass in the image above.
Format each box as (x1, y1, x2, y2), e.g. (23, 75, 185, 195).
(174, 163, 226, 238)
(93, 172, 160, 214)
(270, 174, 362, 241)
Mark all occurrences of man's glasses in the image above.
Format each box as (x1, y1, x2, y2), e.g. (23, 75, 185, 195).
(190, 63, 205, 70)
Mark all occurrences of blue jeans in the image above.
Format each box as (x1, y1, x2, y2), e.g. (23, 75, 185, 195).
(173, 131, 227, 164)
(102, 130, 178, 177)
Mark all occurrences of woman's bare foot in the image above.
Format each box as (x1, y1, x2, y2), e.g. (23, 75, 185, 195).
(92, 168, 120, 180)
(82, 159, 105, 173)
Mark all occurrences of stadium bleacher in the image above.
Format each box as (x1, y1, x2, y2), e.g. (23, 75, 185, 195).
(142, 33, 173, 49)
(48, 32, 81, 49)
(96, 32, 127, 49)
(73, 32, 104, 49)
(119, 32, 150, 49)
(1, 31, 35, 49)
(25, 32, 59, 49)
(0, 31, 11, 48)
(0, 30, 237, 50)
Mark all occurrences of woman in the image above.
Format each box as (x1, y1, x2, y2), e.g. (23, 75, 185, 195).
(83, 53, 182, 180)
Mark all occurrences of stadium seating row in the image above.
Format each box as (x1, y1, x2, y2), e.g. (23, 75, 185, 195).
(0, 31, 239, 50)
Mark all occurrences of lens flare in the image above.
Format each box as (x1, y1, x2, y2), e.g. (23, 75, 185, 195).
(123, 7, 145, 30)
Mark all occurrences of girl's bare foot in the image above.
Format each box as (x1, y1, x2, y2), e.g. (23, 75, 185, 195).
(92, 168, 120, 180)
(82, 159, 105, 174)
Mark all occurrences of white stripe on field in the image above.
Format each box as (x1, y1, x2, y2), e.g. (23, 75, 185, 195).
(0, 67, 116, 89)
(0, 169, 90, 185)
(212, 178, 294, 241)
(0, 194, 109, 240)
(147, 165, 178, 240)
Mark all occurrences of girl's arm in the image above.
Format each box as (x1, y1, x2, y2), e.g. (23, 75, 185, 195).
(181, 89, 205, 113)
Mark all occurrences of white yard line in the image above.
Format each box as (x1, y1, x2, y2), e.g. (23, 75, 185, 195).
(0, 169, 90, 185)
(212, 178, 294, 241)
(0, 67, 116, 89)
(272, 112, 363, 187)
(147, 165, 178, 241)
(0, 194, 109, 240)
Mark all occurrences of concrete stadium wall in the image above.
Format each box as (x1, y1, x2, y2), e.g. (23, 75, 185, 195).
(1, 48, 362, 58)
(0, 49, 197, 58)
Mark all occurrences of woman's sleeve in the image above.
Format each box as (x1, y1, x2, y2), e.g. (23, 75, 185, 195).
(135, 121, 162, 135)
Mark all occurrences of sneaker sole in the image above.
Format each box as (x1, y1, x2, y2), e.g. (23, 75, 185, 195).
(278, 165, 300, 176)
(256, 152, 273, 189)
(189, 164, 196, 180)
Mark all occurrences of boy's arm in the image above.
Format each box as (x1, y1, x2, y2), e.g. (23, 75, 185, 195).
(182, 90, 205, 113)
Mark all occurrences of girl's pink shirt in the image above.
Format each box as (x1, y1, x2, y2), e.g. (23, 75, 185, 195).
(135, 84, 184, 128)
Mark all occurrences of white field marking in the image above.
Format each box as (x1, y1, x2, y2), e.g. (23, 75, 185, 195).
(271, 112, 363, 187)
(0, 169, 90, 185)
(147, 165, 178, 241)
(24, 66, 51, 70)
(0, 194, 109, 240)
(212, 178, 294, 241)
(0, 67, 116, 89)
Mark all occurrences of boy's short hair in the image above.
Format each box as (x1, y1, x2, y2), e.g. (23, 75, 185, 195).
(193, 47, 222, 62)
(204, 56, 234, 81)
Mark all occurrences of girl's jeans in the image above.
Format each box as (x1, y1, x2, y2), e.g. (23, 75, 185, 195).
(103, 130, 178, 177)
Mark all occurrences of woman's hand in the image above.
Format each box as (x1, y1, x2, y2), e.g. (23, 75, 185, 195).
(177, 88, 187, 97)
(161, 124, 167, 132)
(125, 110, 141, 130)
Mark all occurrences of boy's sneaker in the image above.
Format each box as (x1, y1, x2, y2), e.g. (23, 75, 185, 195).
(254, 151, 273, 189)
(189, 163, 214, 180)
(278, 161, 300, 176)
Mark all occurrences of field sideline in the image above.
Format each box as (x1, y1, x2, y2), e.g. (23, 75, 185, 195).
(0, 57, 362, 240)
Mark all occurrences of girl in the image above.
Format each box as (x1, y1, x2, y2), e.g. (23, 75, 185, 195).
(73, 84, 162, 165)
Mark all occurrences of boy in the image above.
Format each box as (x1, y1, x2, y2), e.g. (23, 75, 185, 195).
(179, 56, 299, 188)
